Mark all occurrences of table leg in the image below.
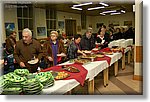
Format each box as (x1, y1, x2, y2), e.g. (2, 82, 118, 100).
(88, 79, 94, 94)
(114, 61, 118, 77)
(103, 68, 108, 87)
(128, 51, 131, 64)
(122, 53, 125, 70)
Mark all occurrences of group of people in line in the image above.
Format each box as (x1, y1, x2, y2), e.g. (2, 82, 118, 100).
(4, 25, 135, 73)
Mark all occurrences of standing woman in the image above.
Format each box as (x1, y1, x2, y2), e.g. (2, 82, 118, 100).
(43, 31, 66, 67)
(5, 31, 17, 54)
(67, 34, 86, 59)
(96, 31, 110, 49)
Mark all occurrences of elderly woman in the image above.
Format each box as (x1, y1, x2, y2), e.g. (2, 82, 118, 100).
(67, 34, 86, 59)
(43, 31, 66, 67)
(96, 31, 110, 49)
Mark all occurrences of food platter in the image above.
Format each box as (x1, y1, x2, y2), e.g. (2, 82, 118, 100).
(80, 55, 96, 59)
(111, 47, 122, 53)
(102, 52, 113, 55)
(92, 48, 99, 51)
(55, 71, 70, 80)
(96, 54, 105, 58)
(62, 65, 80, 73)
(82, 50, 91, 54)
(74, 59, 91, 64)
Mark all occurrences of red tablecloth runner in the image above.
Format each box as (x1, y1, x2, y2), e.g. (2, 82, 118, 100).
(41, 64, 88, 86)
(94, 56, 111, 65)
(100, 47, 111, 52)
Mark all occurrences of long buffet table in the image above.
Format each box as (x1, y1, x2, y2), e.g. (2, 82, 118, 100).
(41, 46, 134, 95)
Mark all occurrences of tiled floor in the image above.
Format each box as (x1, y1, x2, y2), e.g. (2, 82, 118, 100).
(72, 61, 143, 95)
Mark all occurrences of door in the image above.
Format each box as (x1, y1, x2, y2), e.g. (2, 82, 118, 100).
(65, 19, 76, 37)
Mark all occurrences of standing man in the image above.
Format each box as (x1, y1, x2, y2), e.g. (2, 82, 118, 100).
(80, 27, 95, 50)
(14, 28, 43, 73)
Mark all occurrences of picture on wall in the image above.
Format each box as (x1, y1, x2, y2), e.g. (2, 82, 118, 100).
(124, 21, 132, 26)
(5, 23, 15, 37)
(58, 21, 64, 29)
(37, 27, 46, 36)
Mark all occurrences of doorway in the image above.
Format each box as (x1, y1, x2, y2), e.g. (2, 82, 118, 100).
(65, 19, 76, 37)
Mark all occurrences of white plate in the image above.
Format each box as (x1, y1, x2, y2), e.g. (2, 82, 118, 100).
(28, 59, 38, 64)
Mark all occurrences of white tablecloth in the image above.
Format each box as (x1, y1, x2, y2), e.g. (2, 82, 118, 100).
(42, 60, 109, 94)
(106, 52, 122, 66)
(41, 47, 132, 94)
(83, 61, 108, 81)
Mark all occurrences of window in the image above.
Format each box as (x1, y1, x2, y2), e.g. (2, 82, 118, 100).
(17, 4, 33, 39)
(46, 9, 56, 37)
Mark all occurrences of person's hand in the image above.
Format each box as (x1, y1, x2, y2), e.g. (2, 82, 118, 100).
(48, 56, 53, 61)
(20, 62, 26, 68)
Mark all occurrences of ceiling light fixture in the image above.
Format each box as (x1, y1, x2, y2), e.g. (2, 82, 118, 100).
(110, 12, 121, 15)
(73, 2, 93, 7)
(71, 7, 82, 10)
(100, 13, 106, 15)
(87, 6, 105, 10)
(99, 2, 109, 7)
(102, 10, 117, 14)
(121, 10, 126, 13)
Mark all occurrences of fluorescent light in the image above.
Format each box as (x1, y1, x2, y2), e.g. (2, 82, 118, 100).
(100, 13, 106, 15)
(99, 2, 109, 7)
(87, 6, 105, 10)
(73, 2, 92, 7)
(121, 10, 126, 13)
(71, 7, 82, 10)
(102, 10, 116, 14)
(133, 5, 135, 12)
(110, 12, 121, 15)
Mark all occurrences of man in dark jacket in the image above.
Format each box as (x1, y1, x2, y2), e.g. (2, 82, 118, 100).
(80, 27, 95, 50)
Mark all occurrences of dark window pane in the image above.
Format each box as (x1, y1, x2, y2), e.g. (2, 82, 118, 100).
(46, 10, 49, 19)
(24, 19, 28, 28)
(47, 30, 50, 37)
(29, 19, 33, 30)
(46, 20, 50, 29)
(17, 8, 22, 17)
(23, 8, 28, 17)
(29, 7, 33, 18)
(18, 19, 23, 30)
(50, 20, 52, 29)
(19, 32, 22, 39)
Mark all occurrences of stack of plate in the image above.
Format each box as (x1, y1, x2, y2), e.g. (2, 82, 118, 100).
(14, 69, 29, 77)
(3, 72, 16, 80)
(35, 72, 55, 89)
(22, 78, 43, 95)
(2, 87, 22, 95)
(0, 79, 10, 94)
(9, 74, 27, 88)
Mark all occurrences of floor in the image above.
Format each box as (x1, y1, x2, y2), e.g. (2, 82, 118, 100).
(72, 60, 143, 95)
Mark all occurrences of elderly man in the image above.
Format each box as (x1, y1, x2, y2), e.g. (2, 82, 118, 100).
(80, 27, 95, 50)
(14, 28, 43, 73)
(43, 31, 66, 67)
